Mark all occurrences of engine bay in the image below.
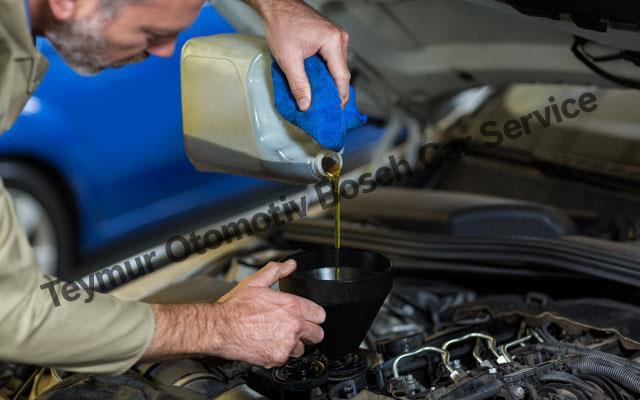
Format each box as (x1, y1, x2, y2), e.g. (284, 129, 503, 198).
(33, 277, 640, 400)
(10, 180, 640, 400)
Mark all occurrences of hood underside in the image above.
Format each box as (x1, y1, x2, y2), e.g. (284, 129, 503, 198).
(212, 0, 640, 119)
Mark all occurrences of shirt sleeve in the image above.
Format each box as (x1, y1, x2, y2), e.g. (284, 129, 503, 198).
(0, 178, 155, 374)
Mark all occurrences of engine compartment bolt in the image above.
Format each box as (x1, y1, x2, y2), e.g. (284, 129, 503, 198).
(513, 386, 526, 399)
(342, 383, 356, 399)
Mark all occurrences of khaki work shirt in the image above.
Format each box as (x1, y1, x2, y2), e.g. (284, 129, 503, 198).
(0, 0, 155, 374)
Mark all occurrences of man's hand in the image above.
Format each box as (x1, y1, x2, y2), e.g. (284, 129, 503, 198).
(212, 260, 325, 366)
(248, 0, 351, 111)
(143, 260, 325, 368)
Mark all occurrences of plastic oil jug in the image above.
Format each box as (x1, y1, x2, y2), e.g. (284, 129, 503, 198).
(181, 33, 342, 184)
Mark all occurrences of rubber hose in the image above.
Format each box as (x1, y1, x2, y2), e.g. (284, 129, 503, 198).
(539, 371, 596, 396)
(534, 343, 640, 371)
(440, 380, 503, 400)
(571, 358, 640, 394)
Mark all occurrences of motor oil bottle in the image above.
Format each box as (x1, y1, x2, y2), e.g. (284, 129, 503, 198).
(181, 33, 342, 184)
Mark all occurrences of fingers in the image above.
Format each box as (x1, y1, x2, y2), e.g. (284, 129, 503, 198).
(299, 321, 324, 345)
(297, 297, 326, 324)
(245, 260, 296, 288)
(291, 340, 305, 358)
(289, 321, 323, 360)
(278, 54, 312, 112)
(319, 31, 351, 109)
(276, 292, 326, 324)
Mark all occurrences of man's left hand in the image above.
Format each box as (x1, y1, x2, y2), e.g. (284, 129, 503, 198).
(250, 0, 351, 112)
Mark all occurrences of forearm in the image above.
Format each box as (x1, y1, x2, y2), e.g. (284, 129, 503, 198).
(142, 303, 221, 360)
(241, 0, 298, 21)
(142, 261, 325, 369)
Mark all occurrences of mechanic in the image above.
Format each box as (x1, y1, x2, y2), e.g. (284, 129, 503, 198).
(0, 0, 351, 373)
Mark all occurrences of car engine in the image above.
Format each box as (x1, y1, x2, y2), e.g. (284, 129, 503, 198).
(29, 277, 640, 400)
(14, 186, 640, 400)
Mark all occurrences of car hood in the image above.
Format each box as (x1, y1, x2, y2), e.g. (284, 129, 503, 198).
(211, 0, 640, 119)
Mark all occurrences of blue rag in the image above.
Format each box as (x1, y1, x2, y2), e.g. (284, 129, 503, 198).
(271, 55, 367, 151)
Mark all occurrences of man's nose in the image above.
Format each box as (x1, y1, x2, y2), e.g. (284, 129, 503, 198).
(147, 40, 177, 58)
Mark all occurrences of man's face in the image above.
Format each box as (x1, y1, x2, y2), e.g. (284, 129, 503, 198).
(46, 0, 204, 75)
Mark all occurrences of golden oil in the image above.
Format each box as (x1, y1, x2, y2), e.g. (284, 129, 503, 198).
(323, 157, 342, 279)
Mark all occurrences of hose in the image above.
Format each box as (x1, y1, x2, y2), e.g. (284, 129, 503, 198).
(570, 357, 640, 394)
(539, 371, 597, 397)
(438, 380, 503, 400)
(532, 343, 640, 372)
(578, 374, 627, 400)
(538, 382, 590, 400)
(517, 343, 640, 393)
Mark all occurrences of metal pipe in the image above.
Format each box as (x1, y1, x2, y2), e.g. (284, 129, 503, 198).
(392, 346, 451, 377)
(442, 333, 500, 370)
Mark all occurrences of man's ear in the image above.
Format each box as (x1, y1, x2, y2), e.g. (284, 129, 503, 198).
(48, 0, 78, 22)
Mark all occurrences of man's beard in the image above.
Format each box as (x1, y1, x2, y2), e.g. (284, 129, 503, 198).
(46, 11, 148, 76)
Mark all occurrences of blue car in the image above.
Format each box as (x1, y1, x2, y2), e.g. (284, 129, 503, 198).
(0, 5, 384, 278)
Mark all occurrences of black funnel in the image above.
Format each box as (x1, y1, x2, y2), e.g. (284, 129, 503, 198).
(279, 248, 392, 358)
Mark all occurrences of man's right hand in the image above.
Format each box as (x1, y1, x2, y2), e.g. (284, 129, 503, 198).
(212, 260, 325, 367)
(143, 260, 325, 368)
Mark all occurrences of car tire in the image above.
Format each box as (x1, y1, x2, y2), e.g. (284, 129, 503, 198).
(0, 161, 75, 278)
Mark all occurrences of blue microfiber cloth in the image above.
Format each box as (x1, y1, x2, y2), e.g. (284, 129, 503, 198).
(271, 54, 367, 151)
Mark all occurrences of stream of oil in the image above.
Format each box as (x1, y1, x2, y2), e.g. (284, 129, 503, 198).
(326, 164, 341, 280)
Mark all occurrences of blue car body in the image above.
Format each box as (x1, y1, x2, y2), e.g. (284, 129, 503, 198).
(0, 5, 383, 256)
